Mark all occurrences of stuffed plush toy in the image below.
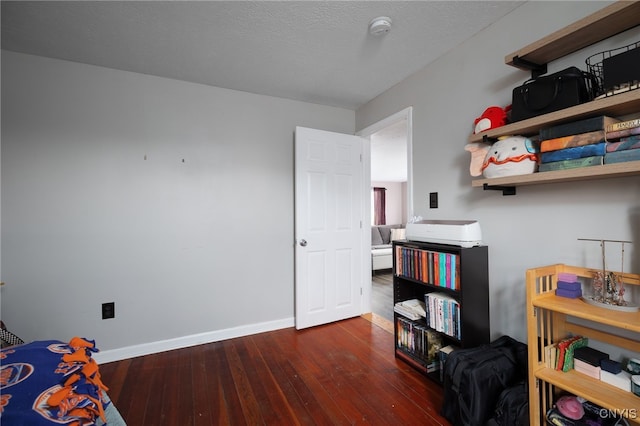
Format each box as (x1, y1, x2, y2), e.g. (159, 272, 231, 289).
(465, 135, 538, 178)
(464, 142, 492, 177)
(473, 106, 509, 134)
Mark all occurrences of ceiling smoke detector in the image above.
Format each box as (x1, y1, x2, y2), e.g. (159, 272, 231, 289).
(369, 16, 392, 36)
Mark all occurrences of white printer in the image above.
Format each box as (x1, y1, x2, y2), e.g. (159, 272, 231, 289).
(405, 220, 482, 248)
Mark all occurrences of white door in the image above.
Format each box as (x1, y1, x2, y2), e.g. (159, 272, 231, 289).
(294, 126, 364, 330)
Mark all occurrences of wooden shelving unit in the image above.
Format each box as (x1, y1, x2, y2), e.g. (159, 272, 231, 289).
(526, 264, 640, 426)
(470, 1, 640, 193)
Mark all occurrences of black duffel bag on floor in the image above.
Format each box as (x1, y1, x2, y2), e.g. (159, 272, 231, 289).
(441, 335, 528, 426)
(511, 66, 597, 122)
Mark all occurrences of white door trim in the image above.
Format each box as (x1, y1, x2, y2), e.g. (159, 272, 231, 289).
(356, 107, 413, 315)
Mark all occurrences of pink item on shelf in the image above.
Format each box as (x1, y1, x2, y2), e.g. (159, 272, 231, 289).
(558, 272, 577, 282)
(556, 395, 584, 420)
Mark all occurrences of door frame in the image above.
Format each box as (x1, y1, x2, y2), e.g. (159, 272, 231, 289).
(355, 107, 413, 314)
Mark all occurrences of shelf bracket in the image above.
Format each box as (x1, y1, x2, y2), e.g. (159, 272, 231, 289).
(512, 56, 547, 79)
(483, 183, 516, 196)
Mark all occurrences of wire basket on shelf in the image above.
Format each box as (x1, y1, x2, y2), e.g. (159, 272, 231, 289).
(586, 40, 640, 99)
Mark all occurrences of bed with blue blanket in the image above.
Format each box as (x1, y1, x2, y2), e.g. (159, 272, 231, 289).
(1, 337, 126, 425)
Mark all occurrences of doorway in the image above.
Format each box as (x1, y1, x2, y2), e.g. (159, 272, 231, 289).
(356, 107, 412, 322)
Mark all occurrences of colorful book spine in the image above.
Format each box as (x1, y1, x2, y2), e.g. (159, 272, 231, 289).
(445, 254, 452, 289)
(606, 125, 640, 141)
(451, 254, 457, 290)
(604, 149, 640, 164)
(540, 130, 605, 152)
(396, 247, 460, 290)
(540, 143, 606, 163)
(606, 117, 640, 132)
(425, 292, 460, 339)
(538, 155, 603, 172)
(606, 135, 640, 152)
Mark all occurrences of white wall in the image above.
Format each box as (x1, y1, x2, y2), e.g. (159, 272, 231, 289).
(357, 1, 640, 343)
(1, 51, 354, 354)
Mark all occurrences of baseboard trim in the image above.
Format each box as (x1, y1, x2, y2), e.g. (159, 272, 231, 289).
(94, 317, 295, 364)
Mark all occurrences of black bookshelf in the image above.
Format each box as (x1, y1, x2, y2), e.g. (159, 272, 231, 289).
(392, 239, 490, 381)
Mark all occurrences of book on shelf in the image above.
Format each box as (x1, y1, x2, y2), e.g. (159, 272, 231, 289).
(540, 130, 605, 153)
(394, 245, 459, 290)
(539, 115, 619, 141)
(395, 316, 442, 371)
(606, 125, 640, 141)
(544, 343, 558, 369)
(605, 116, 640, 133)
(604, 149, 640, 164)
(425, 292, 461, 340)
(538, 155, 603, 172)
(540, 143, 606, 163)
(394, 301, 423, 321)
(606, 135, 640, 152)
(554, 335, 586, 372)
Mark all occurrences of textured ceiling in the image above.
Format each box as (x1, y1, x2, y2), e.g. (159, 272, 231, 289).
(1, 1, 524, 110)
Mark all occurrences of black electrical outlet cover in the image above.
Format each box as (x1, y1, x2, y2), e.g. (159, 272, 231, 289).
(429, 192, 438, 208)
(102, 302, 115, 319)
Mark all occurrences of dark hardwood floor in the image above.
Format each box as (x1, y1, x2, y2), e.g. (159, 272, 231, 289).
(371, 270, 393, 322)
(99, 316, 449, 425)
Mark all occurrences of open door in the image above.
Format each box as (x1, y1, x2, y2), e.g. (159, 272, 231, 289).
(294, 126, 364, 329)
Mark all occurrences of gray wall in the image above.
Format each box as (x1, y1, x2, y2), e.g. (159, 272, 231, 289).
(357, 1, 640, 342)
(1, 51, 354, 353)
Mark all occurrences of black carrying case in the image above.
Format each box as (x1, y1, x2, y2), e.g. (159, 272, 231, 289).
(511, 66, 596, 122)
(441, 335, 528, 426)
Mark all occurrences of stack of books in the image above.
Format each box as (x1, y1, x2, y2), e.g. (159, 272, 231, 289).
(537, 116, 619, 172)
(543, 335, 588, 371)
(395, 316, 443, 372)
(393, 298, 426, 320)
(604, 116, 640, 164)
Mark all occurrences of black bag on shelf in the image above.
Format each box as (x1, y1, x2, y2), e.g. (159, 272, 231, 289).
(511, 66, 596, 122)
(441, 335, 528, 426)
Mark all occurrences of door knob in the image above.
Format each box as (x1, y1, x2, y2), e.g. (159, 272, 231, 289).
(299, 239, 307, 247)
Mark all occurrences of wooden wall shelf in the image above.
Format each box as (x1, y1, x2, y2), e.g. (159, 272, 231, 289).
(471, 160, 640, 189)
(505, 1, 640, 71)
(468, 90, 640, 144)
(470, 1, 640, 194)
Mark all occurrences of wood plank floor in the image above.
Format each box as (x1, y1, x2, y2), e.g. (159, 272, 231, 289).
(371, 271, 393, 321)
(99, 316, 450, 425)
